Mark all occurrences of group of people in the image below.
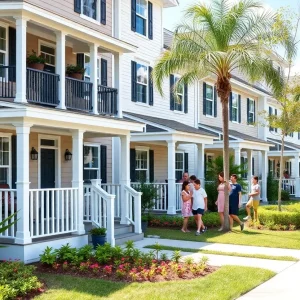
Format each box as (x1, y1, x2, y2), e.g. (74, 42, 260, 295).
(180, 172, 261, 235)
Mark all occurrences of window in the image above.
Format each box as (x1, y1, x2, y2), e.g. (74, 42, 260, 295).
(39, 41, 55, 73)
(83, 54, 100, 83)
(83, 0, 98, 20)
(135, 150, 148, 181)
(0, 26, 7, 78)
(174, 76, 184, 111)
(175, 152, 184, 181)
(83, 145, 100, 182)
(241, 156, 248, 179)
(0, 137, 9, 184)
(248, 98, 255, 124)
(136, 63, 148, 103)
(205, 84, 214, 116)
(289, 132, 294, 138)
(136, 0, 147, 36)
(231, 92, 239, 122)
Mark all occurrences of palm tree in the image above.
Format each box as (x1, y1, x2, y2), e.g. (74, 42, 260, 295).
(153, 0, 282, 231)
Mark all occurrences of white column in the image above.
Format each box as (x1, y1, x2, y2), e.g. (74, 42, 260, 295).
(294, 154, 300, 197)
(56, 31, 66, 109)
(14, 17, 28, 103)
(120, 134, 130, 224)
(167, 140, 176, 215)
(246, 150, 253, 193)
(113, 53, 123, 118)
(197, 143, 205, 187)
(233, 147, 241, 166)
(72, 129, 85, 234)
(14, 123, 32, 244)
(90, 43, 98, 115)
(261, 150, 268, 202)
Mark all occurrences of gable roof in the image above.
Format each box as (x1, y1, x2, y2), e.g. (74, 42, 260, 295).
(268, 138, 300, 151)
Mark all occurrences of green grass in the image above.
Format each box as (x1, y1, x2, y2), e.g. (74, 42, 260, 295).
(146, 227, 300, 249)
(35, 266, 274, 300)
(144, 245, 298, 261)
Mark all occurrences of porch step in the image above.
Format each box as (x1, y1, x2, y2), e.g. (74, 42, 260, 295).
(115, 232, 144, 246)
(114, 223, 134, 236)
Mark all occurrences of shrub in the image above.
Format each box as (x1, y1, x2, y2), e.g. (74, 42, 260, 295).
(204, 181, 218, 212)
(27, 50, 46, 64)
(281, 190, 290, 201)
(90, 227, 106, 236)
(39, 246, 57, 265)
(66, 64, 85, 75)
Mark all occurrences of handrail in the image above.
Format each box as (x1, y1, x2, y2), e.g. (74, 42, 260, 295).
(124, 185, 142, 197)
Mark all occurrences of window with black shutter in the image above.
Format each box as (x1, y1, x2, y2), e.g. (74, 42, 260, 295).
(230, 92, 240, 123)
(132, 0, 152, 39)
(101, 58, 108, 86)
(203, 83, 215, 116)
(247, 98, 255, 124)
(132, 61, 148, 103)
(74, 0, 106, 24)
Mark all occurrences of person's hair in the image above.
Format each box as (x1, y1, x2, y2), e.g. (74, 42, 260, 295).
(253, 176, 259, 182)
(231, 174, 237, 180)
(194, 179, 201, 185)
(182, 180, 190, 191)
(190, 175, 197, 181)
(218, 172, 224, 184)
(182, 172, 189, 178)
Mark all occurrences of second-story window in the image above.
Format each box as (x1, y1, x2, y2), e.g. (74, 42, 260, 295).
(136, 0, 147, 36)
(39, 41, 55, 73)
(247, 98, 255, 124)
(83, 54, 100, 83)
(205, 84, 214, 116)
(83, 0, 98, 20)
(74, 0, 106, 24)
(230, 92, 240, 123)
(174, 76, 184, 111)
(0, 26, 7, 78)
(136, 63, 148, 103)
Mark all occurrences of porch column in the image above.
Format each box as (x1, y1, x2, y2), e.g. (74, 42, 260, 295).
(90, 43, 98, 115)
(14, 123, 32, 244)
(120, 135, 130, 224)
(197, 143, 205, 187)
(72, 129, 85, 234)
(246, 150, 253, 193)
(261, 150, 268, 202)
(14, 17, 28, 103)
(233, 147, 241, 166)
(294, 154, 300, 197)
(167, 140, 176, 215)
(56, 31, 66, 109)
(113, 53, 123, 118)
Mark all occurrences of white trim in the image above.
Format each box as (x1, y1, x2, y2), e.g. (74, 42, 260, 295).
(81, 0, 101, 24)
(38, 134, 61, 189)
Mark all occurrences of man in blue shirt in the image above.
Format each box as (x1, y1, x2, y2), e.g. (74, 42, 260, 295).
(229, 174, 244, 231)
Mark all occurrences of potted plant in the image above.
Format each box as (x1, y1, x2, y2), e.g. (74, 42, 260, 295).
(27, 50, 46, 70)
(135, 182, 158, 233)
(89, 227, 106, 249)
(66, 64, 85, 80)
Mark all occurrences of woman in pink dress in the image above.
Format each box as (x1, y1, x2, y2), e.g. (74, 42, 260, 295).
(181, 180, 192, 233)
(215, 172, 231, 231)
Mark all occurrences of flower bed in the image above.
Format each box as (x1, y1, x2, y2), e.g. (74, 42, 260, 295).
(0, 260, 44, 299)
(37, 241, 216, 283)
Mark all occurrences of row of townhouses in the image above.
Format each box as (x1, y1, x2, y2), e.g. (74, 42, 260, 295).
(0, 0, 299, 262)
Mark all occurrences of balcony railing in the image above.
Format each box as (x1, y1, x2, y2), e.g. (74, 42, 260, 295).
(0, 66, 16, 98)
(98, 85, 118, 116)
(66, 77, 93, 112)
(27, 68, 59, 106)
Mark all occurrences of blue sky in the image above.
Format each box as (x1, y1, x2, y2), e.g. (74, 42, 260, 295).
(163, 0, 300, 73)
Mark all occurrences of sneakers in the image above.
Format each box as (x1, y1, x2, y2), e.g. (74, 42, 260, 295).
(240, 223, 244, 231)
(243, 216, 251, 221)
(195, 231, 201, 236)
(201, 226, 208, 233)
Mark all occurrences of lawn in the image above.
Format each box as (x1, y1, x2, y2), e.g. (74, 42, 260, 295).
(35, 266, 274, 300)
(146, 227, 300, 249)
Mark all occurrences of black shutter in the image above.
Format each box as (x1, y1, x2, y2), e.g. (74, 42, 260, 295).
(204, 153, 207, 178)
(214, 86, 217, 117)
(149, 66, 154, 106)
(275, 109, 278, 132)
(100, 0, 106, 25)
(100, 145, 107, 184)
(8, 27, 16, 81)
(253, 100, 256, 123)
(184, 83, 188, 113)
(229, 92, 233, 121)
(130, 149, 136, 182)
(74, 0, 81, 13)
(238, 95, 241, 123)
(11, 135, 17, 189)
(77, 53, 84, 68)
(247, 98, 250, 124)
(131, 61, 137, 102)
(269, 107, 273, 132)
(252, 157, 255, 176)
(101, 58, 108, 86)
(184, 153, 189, 173)
(149, 150, 154, 182)
(203, 82, 207, 115)
(131, 0, 136, 32)
(148, 1, 153, 40)
(170, 74, 175, 110)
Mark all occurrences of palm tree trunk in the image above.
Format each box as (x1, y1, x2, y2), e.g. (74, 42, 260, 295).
(278, 135, 285, 212)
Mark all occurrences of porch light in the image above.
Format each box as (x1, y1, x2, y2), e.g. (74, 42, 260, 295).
(30, 147, 38, 160)
(65, 149, 72, 161)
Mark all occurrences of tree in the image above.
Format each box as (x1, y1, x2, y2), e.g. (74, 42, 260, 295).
(153, 0, 282, 231)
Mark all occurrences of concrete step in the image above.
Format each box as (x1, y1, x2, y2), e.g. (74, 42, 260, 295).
(114, 223, 134, 236)
(115, 232, 144, 246)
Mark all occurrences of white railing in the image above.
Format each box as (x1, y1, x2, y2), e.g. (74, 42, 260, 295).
(176, 183, 182, 211)
(275, 179, 295, 196)
(101, 184, 121, 218)
(124, 185, 142, 234)
(90, 181, 115, 246)
(29, 188, 78, 238)
(84, 184, 92, 222)
(0, 189, 17, 238)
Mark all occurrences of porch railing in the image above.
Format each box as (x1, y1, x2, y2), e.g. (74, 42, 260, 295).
(275, 179, 295, 196)
(0, 66, 16, 98)
(0, 189, 17, 238)
(65, 77, 93, 112)
(175, 183, 182, 211)
(101, 184, 121, 218)
(27, 68, 59, 106)
(97, 85, 118, 116)
(29, 188, 79, 238)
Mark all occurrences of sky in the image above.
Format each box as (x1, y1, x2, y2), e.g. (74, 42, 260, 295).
(163, 0, 300, 73)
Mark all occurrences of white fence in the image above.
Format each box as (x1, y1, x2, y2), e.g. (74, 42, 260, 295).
(101, 184, 121, 218)
(274, 179, 295, 196)
(29, 188, 78, 238)
(0, 189, 17, 238)
(175, 183, 182, 211)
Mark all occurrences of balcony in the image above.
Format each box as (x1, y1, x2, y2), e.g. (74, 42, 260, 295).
(0, 66, 118, 116)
